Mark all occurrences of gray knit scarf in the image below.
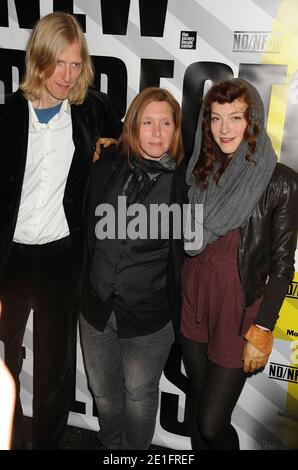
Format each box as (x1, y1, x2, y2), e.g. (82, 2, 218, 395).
(185, 78, 277, 255)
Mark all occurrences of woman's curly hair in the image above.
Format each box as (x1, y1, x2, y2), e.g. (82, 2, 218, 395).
(194, 80, 259, 188)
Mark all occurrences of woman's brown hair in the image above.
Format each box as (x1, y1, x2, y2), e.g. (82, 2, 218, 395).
(120, 87, 184, 163)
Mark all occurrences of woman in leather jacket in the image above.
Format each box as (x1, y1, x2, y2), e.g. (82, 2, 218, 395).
(180, 78, 298, 450)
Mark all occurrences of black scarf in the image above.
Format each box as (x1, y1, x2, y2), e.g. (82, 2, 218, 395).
(123, 154, 176, 205)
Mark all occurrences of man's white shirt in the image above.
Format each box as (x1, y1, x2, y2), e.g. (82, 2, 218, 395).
(13, 99, 74, 244)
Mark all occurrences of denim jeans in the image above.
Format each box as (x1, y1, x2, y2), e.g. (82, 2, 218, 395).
(80, 312, 174, 450)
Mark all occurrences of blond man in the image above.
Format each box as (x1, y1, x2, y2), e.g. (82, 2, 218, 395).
(0, 12, 122, 449)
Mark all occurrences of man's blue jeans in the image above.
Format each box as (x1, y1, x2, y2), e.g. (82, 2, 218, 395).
(80, 312, 174, 450)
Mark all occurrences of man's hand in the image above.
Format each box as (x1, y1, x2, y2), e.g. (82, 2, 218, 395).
(243, 324, 273, 373)
(93, 137, 118, 162)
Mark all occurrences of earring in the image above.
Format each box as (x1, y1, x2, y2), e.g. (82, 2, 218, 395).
(247, 126, 254, 136)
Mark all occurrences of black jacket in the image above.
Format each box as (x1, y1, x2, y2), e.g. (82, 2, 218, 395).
(81, 147, 188, 338)
(170, 161, 298, 335)
(0, 89, 122, 277)
(238, 162, 298, 330)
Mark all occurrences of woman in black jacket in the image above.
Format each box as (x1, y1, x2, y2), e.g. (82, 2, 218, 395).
(180, 78, 298, 450)
(80, 87, 185, 450)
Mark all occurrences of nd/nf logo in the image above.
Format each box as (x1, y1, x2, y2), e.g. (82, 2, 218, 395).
(286, 281, 298, 299)
(233, 31, 282, 53)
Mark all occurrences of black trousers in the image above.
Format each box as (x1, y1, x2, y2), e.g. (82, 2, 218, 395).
(0, 238, 78, 449)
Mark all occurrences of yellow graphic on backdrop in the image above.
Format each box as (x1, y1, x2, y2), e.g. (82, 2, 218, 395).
(275, 274, 298, 341)
(275, 273, 298, 449)
(262, 0, 298, 449)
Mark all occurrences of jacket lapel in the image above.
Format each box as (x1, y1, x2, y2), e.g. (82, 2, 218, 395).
(88, 152, 127, 252)
(6, 92, 29, 186)
(64, 103, 93, 201)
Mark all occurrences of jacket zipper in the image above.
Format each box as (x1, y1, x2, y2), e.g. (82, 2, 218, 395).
(238, 224, 247, 335)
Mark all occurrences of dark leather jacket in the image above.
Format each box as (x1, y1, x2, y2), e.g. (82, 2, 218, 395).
(238, 162, 298, 331)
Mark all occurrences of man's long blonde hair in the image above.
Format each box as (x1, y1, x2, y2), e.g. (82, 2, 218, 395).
(20, 12, 94, 104)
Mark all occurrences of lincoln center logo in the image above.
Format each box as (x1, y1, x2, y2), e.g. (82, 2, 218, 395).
(233, 31, 282, 53)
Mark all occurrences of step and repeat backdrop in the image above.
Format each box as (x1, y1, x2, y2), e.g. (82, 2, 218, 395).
(0, 0, 297, 450)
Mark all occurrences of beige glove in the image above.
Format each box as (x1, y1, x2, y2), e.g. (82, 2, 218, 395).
(243, 324, 273, 373)
(93, 137, 118, 162)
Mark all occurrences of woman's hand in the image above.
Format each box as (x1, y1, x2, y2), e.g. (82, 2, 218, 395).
(242, 342, 269, 373)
